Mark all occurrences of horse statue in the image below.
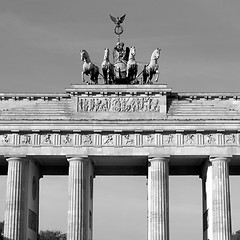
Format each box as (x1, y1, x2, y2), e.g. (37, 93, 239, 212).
(80, 49, 99, 84)
(126, 46, 138, 84)
(101, 48, 115, 84)
(142, 48, 161, 84)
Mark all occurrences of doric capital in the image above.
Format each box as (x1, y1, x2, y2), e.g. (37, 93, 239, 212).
(67, 156, 88, 163)
(148, 156, 170, 163)
(209, 156, 231, 163)
(5, 156, 27, 162)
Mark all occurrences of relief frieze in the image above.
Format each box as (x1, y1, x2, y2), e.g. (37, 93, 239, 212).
(0, 131, 240, 148)
(2, 134, 11, 144)
(146, 134, 155, 145)
(62, 134, 73, 145)
(225, 134, 236, 145)
(123, 134, 134, 145)
(103, 134, 115, 145)
(42, 134, 52, 145)
(83, 134, 93, 145)
(205, 134, 217, 145)
(163, 134, 175, 145)
(77, 97, 161, 112)
(184, 134, 195, 145)
(21, 134, 32, 145)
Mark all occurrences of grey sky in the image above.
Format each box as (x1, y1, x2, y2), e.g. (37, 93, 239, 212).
(1, 0, 240, 92)
(0, 0, 240, 239)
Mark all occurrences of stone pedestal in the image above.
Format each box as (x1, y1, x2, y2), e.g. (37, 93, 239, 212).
(68, 157, 94, 240)
(148, 157, 169, 240)
(210, 157, 232, 240)
(4, 157, 25, 240)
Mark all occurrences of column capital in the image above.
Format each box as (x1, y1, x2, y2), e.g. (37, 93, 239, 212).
(209, 156, 231, 163)
(67, 156, 88, 163)
(148, 156, 170, 163)
(5, 156, 27, 162)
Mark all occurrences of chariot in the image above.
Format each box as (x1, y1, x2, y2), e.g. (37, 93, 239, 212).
(80, 14, 161, 85)
(114, 59, 128, 83)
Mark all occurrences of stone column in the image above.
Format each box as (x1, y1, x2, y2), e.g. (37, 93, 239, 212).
(201, 160, 213, 240)
(148, 157, 169, 240)
(210, 157, 232, 240)
(67, 157, 89, 240)
(4, 157, 26, 240)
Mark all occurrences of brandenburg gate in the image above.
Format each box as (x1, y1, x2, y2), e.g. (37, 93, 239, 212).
(0, 84, 238, 240)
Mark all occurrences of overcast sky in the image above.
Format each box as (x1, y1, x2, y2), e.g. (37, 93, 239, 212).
(0, 0, 240, 239)
(1, 0, 240, 93)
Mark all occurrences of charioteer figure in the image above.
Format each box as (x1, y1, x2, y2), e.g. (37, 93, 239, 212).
(113, 42, 129, 63)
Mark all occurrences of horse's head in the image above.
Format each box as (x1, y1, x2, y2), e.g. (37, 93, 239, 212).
(103, 48, 110, 60)
(129, 46, 136, 57)
(80, 49, 89, 62)
(151, 48, 161, 60)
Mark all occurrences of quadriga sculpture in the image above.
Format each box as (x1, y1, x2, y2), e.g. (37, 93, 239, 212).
(80, 49, 99, 84)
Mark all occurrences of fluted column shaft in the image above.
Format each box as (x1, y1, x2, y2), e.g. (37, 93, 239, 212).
(4, 157, 25, 240)
(201, 161, 213, 240)
(148, 157, 169, 240)
(210, 157, 232, 240)
(68, 157, 88, 240)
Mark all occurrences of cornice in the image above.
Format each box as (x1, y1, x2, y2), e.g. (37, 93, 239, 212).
(0, 93, 69, 101)
(66, 83, 172, 95)
(1, 120, 240, 133)
(171, 92, 240, 100)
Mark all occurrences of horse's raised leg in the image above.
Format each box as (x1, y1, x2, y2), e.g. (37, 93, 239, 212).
(126, 65, 129, 78)
(95, 71, 99, 84)
(117, 68, 121, 83)
(82, 71, 85, 82)
(91, 69, 99, 84)
(142, 70, 147, 84)
(154, 70, 159, 82)
(107, 68, 110, 84)
(109, 66, 114, 84)
(90, 67, 99, 84)
(135, 64, 138, 80)
(149, 70, 155, 84)
(102, 69, 107, 84)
